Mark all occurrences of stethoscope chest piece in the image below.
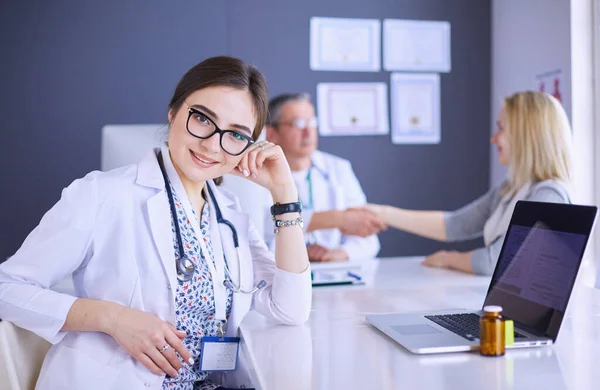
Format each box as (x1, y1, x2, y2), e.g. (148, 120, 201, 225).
(176, 257, 196, 282)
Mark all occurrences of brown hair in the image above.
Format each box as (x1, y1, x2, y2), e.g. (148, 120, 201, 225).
(168, 56, 269, 184)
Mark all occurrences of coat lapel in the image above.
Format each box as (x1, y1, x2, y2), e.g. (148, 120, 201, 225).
(136, 150, 253, 322)
(137, 149, 178, 294)
(206, 181, 250, 292)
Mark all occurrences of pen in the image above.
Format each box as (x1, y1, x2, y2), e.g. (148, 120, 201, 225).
(347, 271, 362, 281)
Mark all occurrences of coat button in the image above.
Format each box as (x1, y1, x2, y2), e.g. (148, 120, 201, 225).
(167, 284, 172, 290)
(144, 383, 150, 388)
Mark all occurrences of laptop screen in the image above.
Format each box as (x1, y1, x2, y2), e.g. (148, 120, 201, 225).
(483, 201, 597, 340)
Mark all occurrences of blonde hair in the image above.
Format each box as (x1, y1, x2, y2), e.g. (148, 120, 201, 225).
(502, 91, 573, 195)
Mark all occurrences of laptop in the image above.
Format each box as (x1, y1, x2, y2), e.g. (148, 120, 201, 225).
(366, 201, 597, 354)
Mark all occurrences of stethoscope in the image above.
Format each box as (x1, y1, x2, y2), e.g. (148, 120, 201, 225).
(300, 162, 329, 210)
(301, 162, 330, 246)
(157, 152, 266, 294)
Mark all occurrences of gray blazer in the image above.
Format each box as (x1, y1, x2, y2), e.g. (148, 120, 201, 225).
(444, 180, 571, 275)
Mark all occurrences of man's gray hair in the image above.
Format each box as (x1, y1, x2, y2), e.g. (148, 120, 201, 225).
(267, 93, 312, 125)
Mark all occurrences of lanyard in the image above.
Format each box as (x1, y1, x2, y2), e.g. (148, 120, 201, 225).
(159, 147, 228, 322)
(298, 168, 314, 210)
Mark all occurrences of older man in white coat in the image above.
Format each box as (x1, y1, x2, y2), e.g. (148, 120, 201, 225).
(265, 93, 385, 262)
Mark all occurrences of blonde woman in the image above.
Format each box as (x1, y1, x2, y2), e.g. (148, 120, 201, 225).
(365, 91, 572, 275)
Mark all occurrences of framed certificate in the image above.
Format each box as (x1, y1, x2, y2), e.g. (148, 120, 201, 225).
(383, 19, 451, 72)
(390, 73, 441, 144)
(317, 82, 389, 136)
(310, 17, 381, 72)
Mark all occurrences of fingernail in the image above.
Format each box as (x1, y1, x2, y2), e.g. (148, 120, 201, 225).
(172, 372, 179, 379)
(188, 358, 195, 365)
(252, 172, 257, 178)
(243, 169, 250, 177)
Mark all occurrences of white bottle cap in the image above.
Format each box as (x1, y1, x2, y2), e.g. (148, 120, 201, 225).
(483, 305, 503, 313)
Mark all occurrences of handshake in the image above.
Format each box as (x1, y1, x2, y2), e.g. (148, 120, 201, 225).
(307, 205, 387, 262)
(337, 205, 387, 237)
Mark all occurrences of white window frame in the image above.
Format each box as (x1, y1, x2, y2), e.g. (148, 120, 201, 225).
(591, 0, 600, 287)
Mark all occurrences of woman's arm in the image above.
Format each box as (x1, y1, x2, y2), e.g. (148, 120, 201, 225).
(366, 205, 447, 241)
(365, 186, 499, 243)
(235, 141, 310, 274)
(235, 141, 312, 325)
(0, 175, 97, 344)
(0, 174, 192, 378)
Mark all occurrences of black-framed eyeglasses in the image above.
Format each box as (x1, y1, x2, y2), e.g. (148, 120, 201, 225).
(185, 103, 255, 156)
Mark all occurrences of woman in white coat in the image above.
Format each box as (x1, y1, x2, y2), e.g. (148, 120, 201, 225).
(0, 56, 311, 390)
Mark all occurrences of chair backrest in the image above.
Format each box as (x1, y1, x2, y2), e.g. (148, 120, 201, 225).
(0, 321, 51, 390)
(101, 124, 271, 241)
(220, 175, 272, 242)
(101, 124, 165, 171)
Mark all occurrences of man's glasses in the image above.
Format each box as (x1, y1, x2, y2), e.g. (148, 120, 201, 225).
(185, 103, 254, 156)
(277, 117, 318, 130)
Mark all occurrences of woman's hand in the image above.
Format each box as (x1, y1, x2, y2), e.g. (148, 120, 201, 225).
(232, 141, 297, 202)
(422, 250, 452, 268)
(361, 203, 387, 219)
(422, 250, 474, 274)
(106, 306, 193, 379)
(339, 208, 387, 236)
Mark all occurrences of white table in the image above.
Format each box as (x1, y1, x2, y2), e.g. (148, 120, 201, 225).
(239, 257, 600, 390)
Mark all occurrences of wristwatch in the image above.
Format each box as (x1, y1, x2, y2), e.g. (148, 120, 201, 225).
(270, 201, 302, 216)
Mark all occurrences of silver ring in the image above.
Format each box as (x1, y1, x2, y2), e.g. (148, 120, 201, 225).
(160, 344, 170, 353)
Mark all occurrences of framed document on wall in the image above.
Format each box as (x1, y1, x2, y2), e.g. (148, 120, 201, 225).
(310, 17, 381, 72)
(317, 82, 389, 136)
(390, 73, 441, 144)
(383, 19, 451, 73)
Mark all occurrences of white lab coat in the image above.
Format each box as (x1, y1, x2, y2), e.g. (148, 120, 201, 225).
(266, 150, 380, 260)
(0, 149, 311, 390)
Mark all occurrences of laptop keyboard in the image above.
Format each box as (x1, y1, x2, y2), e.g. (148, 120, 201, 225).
(425, 313, 527, 342)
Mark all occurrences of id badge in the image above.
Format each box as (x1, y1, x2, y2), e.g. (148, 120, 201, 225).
(199, 336, 240, 371)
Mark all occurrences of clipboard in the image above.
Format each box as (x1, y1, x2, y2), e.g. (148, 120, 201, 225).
(311, 268, 364, 287)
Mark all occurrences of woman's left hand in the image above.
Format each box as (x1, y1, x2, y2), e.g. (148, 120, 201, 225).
(422, 250, 474, 274)
(232, 141, 297, 201)
(422, 250, 454, 268)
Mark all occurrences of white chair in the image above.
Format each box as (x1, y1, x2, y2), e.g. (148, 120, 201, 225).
(101, 124, 271, 241)
(220, 175, 272, 242)
(101, 124, 166, 171)
(0, 321, 51, 390)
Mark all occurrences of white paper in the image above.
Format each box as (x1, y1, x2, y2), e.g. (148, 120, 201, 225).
(310, 17, 380, 72)
(390, 73, 440, 144)
(317, 83, 389, 136)
(535, 69, 564, 104)
(383, 19, 451, 72)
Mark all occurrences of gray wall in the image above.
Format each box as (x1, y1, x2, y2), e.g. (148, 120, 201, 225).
(490, 0, 571, 187)
(0, 0, 491, 261)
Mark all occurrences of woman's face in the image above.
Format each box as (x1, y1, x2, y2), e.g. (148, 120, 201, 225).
(168, 86, 256, 183)
(491, 107, 510, 166)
